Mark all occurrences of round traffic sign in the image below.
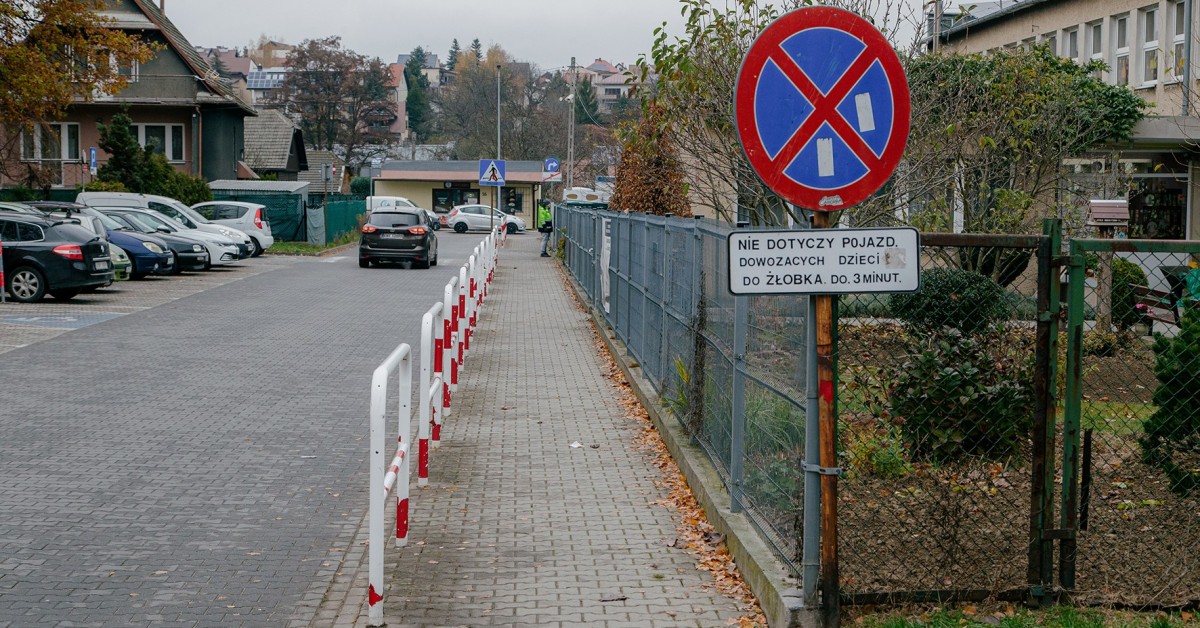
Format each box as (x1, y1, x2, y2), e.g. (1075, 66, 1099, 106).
(735, 7, 910, 212)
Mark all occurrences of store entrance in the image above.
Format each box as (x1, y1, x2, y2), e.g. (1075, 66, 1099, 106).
(433, 187, 481, 212)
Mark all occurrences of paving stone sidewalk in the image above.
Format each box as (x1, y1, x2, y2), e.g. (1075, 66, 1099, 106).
(324, 233, 748, 627)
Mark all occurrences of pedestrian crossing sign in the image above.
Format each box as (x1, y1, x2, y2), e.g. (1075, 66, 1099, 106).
(479, 159, 506, 187)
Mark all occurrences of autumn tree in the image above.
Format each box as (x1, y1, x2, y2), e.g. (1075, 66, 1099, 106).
(272, 36, 394, 175)
(435, 45, 564, 161)
(0, 0, 154, 180)
(610, 103, 689, 216)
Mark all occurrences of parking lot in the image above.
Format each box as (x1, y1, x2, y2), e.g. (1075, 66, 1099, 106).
(0, 234, 491, 625)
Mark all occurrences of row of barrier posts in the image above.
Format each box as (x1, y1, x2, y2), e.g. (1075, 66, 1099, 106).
(368, 228, 501, 627)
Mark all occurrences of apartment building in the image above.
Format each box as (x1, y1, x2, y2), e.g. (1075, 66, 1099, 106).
(935, 0, 1200, 241)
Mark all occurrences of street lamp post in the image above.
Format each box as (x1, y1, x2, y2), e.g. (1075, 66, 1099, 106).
(493, 63, 501, 232)
(567, 56, 576, 189)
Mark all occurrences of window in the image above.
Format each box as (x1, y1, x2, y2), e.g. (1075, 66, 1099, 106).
(1114, 14, 1130, 85)
(1065, 28, 1080, 59)
(604, 87, 621, 96)
(1171, 0, 1187, 80)
(116, 56, 139, 82)
(0, 220, 45, 242)
(133, 124, 185, 162)
(1141, 7, 1159, 85)
(1044, 33, 1057, 56)
(19, 123, 80, 161)
(1087, 20, 1105, 78)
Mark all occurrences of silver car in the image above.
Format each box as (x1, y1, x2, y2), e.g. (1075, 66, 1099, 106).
(190, 201, 275, 256)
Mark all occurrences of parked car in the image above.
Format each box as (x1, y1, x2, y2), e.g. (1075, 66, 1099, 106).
(358, 209, 438, 269)
(446, 204, 525, 234)
(26, 202, 131, 285)
(95, 209, 210, 273)
(95, 207, 238, 268)
(189, 201, 274, 255)
(83, 209, 175, 278)
(0, 201, 48, 215)
(76, 191, 254, 258)
(0, 214, 113, 302)
(366, 196, 440, 231)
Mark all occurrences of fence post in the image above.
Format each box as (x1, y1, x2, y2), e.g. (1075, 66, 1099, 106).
(1027, 218, 1061, 604)
(1059, 236, 1088, 591)
(730, 292, 748, 513)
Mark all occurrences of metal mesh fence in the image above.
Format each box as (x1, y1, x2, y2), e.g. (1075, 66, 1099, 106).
(558, 207, 1200, 608)
(836, 238, 1045, 601)
(1064, 241, 1200, 607)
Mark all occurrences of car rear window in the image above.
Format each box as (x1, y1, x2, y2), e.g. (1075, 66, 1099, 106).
(368, 212, 419, 228)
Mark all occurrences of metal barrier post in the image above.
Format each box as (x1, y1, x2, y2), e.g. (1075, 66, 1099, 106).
(456, 265, 468, 373)
(439, 277, 459, 439)
(368, 342, 413, 626)
(419, 304, 443, 486)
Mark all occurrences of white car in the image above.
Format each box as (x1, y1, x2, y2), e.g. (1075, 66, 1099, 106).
(76, 191, 255, 257)
(95, 207, 241, 267)
(190, 201, 275, 255)
(447, 204, 526, 234)
(366, 196, 439, 230)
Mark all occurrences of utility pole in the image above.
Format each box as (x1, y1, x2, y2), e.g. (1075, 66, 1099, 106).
(492, 63, 501, 233)
(567, 56, 576, 189)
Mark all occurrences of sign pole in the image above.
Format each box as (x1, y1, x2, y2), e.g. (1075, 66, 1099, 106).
(813, 213, 839, 626)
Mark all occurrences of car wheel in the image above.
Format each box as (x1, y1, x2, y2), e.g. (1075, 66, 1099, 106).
(453, 221, 468, 233)
(50, 289, 80, 300)
(7, 266, 47, 303)
(359, 258, 370, 268)
(250, 238, 263, 257)
(506, 222, 518, 234)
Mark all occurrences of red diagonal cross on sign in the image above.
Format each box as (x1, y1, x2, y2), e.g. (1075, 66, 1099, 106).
(767, 47, 883, 174)
(734, 6, 910, 212)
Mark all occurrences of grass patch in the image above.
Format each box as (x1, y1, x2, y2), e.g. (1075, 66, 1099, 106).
(851, 605, 1196, 627)
(1080, 400, 1155, 437)
(267, 231, 358, 256)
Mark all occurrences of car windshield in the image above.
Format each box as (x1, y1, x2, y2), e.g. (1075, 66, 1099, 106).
(120, 212, 169, 233)
(369, 213, 419, 228)
(92, 212, 127, 230)
(145, 210, 188, 230)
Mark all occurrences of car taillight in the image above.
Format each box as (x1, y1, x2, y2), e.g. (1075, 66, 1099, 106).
(52, 244, 84, 260)
(448, 209, 459, 217)
(253, 208, 263, 230)
(407, 226, 427, 235)
(362, 225, 378, 234)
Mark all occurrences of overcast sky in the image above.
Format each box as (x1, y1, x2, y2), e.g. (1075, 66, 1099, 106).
(164, 0, 692, 72)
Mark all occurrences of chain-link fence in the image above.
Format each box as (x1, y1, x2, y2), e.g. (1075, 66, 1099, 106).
(1062, 240, 1200, 607)
(836, 233, 1049, 603)
(559, 206, 1200, 610)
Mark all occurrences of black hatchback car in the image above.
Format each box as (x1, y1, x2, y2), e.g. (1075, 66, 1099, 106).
(359, 210, 438, 269)
(0, 214, 113, 302)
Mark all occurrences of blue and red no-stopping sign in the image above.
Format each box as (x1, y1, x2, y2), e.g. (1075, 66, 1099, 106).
(735, 7, 910, 212)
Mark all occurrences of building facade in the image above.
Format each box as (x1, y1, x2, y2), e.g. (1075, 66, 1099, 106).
(936, 0, 1200, 242)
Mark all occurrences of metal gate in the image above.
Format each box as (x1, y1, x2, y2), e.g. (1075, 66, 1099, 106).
(1057, 238, 1200, 607)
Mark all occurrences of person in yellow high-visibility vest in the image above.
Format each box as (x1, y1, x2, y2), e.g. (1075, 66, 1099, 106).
(537, 200, 553, 257)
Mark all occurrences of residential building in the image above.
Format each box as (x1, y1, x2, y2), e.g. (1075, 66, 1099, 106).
(245, 68, 291, 106)
(243, 109, 308, 181)
(933, 0, 1200, 243)
(396, 52, 442, 87)
(197, 46, 261, 103)
(1, 0, 255, 190)
(248, 40, 296, 69)
(568, 58, 642, 115)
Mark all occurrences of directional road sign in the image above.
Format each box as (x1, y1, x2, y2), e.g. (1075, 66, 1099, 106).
(735, 7, 910, 212)
(479, 159, 506, 187)
(542, 156, 562, 182)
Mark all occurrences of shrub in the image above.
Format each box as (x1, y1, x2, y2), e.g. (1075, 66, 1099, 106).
(889, 267, 1009, 335)
(1081, 328, 1137, 358)
(350, 176, 370, 196)
(1139, 304, 1200, 496)
(160, 171, 212, 206)
(889, 328, 1034, 464)
(1111, 257, 1148, 330)
(80, 180, 127, 193)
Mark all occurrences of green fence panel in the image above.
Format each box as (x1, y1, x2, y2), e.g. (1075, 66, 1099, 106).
(323, 199, 367, 244)
(212, 192, 305, 242)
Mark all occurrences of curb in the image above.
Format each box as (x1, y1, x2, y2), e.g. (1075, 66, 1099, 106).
(561, 267, 821, 628)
